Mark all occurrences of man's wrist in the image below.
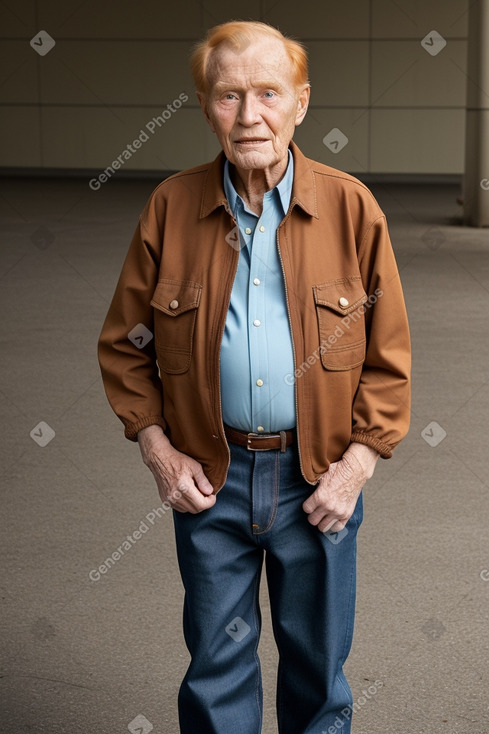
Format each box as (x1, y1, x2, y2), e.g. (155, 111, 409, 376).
(137, 424, 165, 441)
(137, 425, 177, 470)
(345, 441, 380, 479)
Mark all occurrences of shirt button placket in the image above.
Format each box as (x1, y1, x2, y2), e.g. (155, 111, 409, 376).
(250, 222, 266, 432)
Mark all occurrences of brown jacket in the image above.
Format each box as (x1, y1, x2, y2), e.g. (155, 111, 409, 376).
(98, 141, 411, 491)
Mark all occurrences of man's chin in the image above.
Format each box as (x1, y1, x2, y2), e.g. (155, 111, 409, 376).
(228, 149, 279, 172)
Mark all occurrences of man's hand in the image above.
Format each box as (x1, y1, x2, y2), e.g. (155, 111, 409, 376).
(302, 442, 379, 533)
(137, 425, 216, 514)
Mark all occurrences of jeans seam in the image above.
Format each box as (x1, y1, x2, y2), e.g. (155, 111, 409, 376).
(253, 451, 280, 535)
(251, 564, 263, 733)
(339, 503, 361, 667)
(276, 658, 285, 732)
(336, 531, 358, 715)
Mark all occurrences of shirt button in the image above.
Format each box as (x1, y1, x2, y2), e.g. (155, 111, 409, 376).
(257, 426, 264, 432)
(259, 225, 265, 232)
(169, 299, 179, 309)
(253, 278, 261, 286)
(256, 379, 264, 387)
(253, 319, 261, 327)
(245, 227, 252, 235)
(339, 297, 349, 308)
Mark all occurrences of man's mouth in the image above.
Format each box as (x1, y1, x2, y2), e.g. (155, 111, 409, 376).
(234, 138, 269, 145)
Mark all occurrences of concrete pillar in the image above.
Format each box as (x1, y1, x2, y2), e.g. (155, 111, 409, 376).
(463, 0, 489, 227)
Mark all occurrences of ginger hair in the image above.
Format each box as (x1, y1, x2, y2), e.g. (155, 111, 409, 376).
(190, 20, 309, 94)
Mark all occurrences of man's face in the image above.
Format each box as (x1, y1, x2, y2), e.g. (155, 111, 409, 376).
(198, 36, 309, 174)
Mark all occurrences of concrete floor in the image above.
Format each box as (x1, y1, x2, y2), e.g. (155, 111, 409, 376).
(0, 175, 488, 734)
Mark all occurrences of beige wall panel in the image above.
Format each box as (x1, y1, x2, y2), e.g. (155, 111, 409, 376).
(39, 41, 195, 106)
(40, 107, 215, 171)
(293, 108, 369, 172)
(197, 124, 223, 164)
(307, 41, 369, 107)
(0, 1, 36, 38)
(263, 0, 370, 38)
(37, 0, 203, 39)
(371, 40, 466, 108)
(35, 0, 264, 41)
(0, 41, 39, 103)
(372, 0, 469, 38)
(0, 0, 470, 175)
(370, 109, 465, 173)
(201, 0, 262, 30)
(0, 107, 41, 166)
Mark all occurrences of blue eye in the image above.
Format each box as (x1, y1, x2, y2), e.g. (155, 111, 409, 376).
(264, 91, 275, 98)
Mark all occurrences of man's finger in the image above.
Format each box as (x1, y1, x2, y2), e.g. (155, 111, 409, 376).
(193, 463, 214, 495)
(181, 491, 216, 514)
(306, 507, 331, 526)
(167, 479, 216, 513)
(302, 487, 322, 514)
(302, 466, 336, 514)
(302, 499, 315, 514)
(319, 519, 345, 534)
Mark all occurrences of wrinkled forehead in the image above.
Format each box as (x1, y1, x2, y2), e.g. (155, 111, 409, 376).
(206, 36, 294, 90)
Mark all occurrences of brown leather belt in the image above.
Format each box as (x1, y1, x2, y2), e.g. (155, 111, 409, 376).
(224, 425, 295, 452)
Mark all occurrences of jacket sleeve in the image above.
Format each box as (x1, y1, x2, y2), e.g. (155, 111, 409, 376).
(350, 214, 411, 458)
(97, 198, 166, 441)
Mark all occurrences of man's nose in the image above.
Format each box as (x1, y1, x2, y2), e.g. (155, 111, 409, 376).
(237, 94, 261, 126)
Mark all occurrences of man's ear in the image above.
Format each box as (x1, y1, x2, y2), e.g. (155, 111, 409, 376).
(196, 92, 216, 133)
(295, 84, 310, 127)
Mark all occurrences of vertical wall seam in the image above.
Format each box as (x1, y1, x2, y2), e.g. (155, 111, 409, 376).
(368, 0, 373, 174)
(34, 0, 44, 167)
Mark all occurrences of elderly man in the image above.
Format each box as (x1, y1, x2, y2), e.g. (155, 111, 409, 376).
(98, 20, 410, 734)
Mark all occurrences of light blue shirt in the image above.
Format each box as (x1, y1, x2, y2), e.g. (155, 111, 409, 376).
(220, 150, 296, 433)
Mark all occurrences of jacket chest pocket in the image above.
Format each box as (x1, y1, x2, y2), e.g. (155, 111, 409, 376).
(151, 279, 202, 374)
(313, 277, 368, 371)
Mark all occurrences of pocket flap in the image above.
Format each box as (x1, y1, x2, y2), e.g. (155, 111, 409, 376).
(313, 277, 368, 315)
(151, 279, 202, 317)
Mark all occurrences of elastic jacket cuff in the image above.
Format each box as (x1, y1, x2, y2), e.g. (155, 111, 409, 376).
(123, 416, 167, 441)
(350, 431, 394, 459)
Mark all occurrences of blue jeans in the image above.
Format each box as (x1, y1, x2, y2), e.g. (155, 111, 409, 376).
(172, 440, 363, 734)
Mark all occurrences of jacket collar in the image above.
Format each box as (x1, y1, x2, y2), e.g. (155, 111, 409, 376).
(199, 140, 318, 220)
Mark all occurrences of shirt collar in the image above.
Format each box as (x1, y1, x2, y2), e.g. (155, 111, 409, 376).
(223, 148, 294, 218)
(199, 142, 318, 220)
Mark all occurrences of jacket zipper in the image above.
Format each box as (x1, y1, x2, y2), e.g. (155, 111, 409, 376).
(275, 220, 315, 486)
(214, 211, 240, 490)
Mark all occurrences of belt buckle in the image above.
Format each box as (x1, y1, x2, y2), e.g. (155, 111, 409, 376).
(246, 431, 287, 452)
(246, 432, 272, 451)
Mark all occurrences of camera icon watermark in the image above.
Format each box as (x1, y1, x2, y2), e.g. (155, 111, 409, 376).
(30, 421, 55, 447)
(421, 618, 446, 641)
(30, 30, 56, 56)
(421, 30, 447, 56)
(30, 226, 55, 250)
(421, 227, 445, 251)
(225, 616, 251, 642)
(128, 323, 153, 349)
(128, 714, 153, 734)
(421, 421, 446, 448)
(480, 179, 489, 191)
(225, 225, 244, 251)
(230, 30, 251, 55)
(324, 527, 349, 545)
(323, 128, 349, 154)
